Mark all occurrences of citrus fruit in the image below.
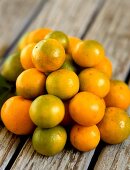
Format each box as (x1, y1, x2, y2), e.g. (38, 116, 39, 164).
(45, 30, 69, 50)
(32, 126, 67, 156)
(72, 40, 105, 67)
(1, 96, 35, 135)
(61, 54, 77, 72)
(98, 107, 130, 144)
(69, 92, 105, 126)
(18, 33, 29, 50)
(29, 94, 65, 128)
(20, 43, 35, 69)
(70, 124, 100, 151)
(79, 68, 110, 98)
(61, 100, 74, 126)
(67, 36, 81, 55)
(1, 52, 24, 81)
(94, 56, 112, 78)
(104, 80, 130, 110)
(16, 68, 46, 99)
(46, 69, 79, 100)
(32, 39, 65, 72)
(27, 28, 52, 44)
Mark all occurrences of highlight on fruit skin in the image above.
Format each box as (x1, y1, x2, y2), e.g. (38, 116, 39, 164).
(46, 69, 79, 100)
(70, 124, 100, 152)
(1, 27, 130, 156)
(72, 40, 105, 67)
(29, 94, 65, 128)
(69, 91, 105, 126)
(16, 68, 46, 99)
(79, 68, 110, 98)
(1, 96, 35, 135)
(32, 126, 67, 156)
(104, 80, 130, 110)
(44, 30, 69, 50)
(98, 107, 130, 144)
(32, 39, 66, 73)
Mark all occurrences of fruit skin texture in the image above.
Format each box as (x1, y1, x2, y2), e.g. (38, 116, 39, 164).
(1, 52, 23, 81)
(27, 28, 52, 44)
(67, 36, 81, 55)
(98, 107, 130, 144)
(45, 30, 69, 50)
(104, 80, 130, 110)
(73, 40, 105, 67)
(46, 69, 79, 100)
(70, 124, 100, 151)
(32, 39, 65, 72)
(20, 43, 35, 69)
(16, 68, 46, 99)
(1, 96, 35, 135)
(79, 68, 110, 98)
(94, 56, 112, 78)
(32, 126, 67, 156)
(69, 92, 105, 126)
(29, 94, 65, 128)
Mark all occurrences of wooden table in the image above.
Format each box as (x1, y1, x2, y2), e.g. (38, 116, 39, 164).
(0, 0, 130, 169)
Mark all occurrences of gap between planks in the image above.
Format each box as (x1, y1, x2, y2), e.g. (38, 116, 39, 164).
(0, 0, 105, 170)
(0, 0, 48, 169)
(94, 79, 130, 170)
(10, 0, 130, 170)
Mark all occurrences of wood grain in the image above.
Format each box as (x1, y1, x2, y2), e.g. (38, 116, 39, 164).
(0, 0, 43, 57)
(82, 0, 130, 169)
(11, 138, 95, 170)
(0, 0, 44, 169)
(84, 0, 130, 80)
(11, 0, 130, 169)
(23, 0, 104, 37)
(94, 81, 130, 170)
(9, 0, 105, 169)
(1, 0, 130, 169)
(0, 0, 102, 169)
(0, 126, 20, 170)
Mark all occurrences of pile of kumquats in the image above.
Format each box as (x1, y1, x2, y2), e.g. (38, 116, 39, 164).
(0, 28, 130, 156)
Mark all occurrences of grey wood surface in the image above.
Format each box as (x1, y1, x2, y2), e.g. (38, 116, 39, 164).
(84, 0, 130, 80)
(0, 0, 43, 57)
(0, 0, 130, 169)
(94, 82, 130, 170)
(0, 0, 104, 169)
(0, 1, 44, 169)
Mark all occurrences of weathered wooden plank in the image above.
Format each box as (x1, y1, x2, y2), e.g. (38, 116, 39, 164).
(0, 0, 45, 169)
(9, 0, 106, 169)
(11, 0, 130, 169)
(0, 0, 43, 57)
(11, 138, 95, 170)
(94, 81, 130, 170)
(84, 0, 130, 80)
(0, 126, 20, 170)
(82, 0, 130, 169)
(23, 0, 104, 37)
